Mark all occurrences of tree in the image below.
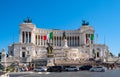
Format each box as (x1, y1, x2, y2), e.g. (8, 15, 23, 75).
(0, 52, 1, 60)
(110, 52, 114, 57)
(118, 53, 120, 57)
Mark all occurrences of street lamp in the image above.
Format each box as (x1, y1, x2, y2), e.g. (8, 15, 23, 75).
(1, 48, 6, 72)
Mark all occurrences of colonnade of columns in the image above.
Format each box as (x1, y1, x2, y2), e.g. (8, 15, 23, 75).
(35, 35, 80, 47)
(22, 31, 31, 43)
(35, 35, 45, 46)
(20, 32, 88, 47)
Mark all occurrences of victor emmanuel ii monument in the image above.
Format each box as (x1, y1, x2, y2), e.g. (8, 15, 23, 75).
(1, 18, 110, 67)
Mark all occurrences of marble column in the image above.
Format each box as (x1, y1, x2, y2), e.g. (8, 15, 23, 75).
(24, 32, 26, 43)
(79, 35, 81, 46)
(74, 36, 75, 46)
(28, 32, 29, 43)
(60, 36, 61, 46)
(58, 37, 59, 46)
(38, 35, 40, 45)
(53, 37, 54, 46)
(55, 36, 57, 46)
(31, 32, 35, 44)
(19, 31, 22, 43)
(68, 36, 70, 46)
(70, 36, 71, 46)
(61, 36, 62, 46)
(41, 36, 43, 46)
(40, 35, 41, 46)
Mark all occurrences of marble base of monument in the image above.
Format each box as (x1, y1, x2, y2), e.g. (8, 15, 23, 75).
(47, 58, 55, 66)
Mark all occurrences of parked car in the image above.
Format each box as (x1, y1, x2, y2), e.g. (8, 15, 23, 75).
(0, 64, 4, 70)
(79, 65, 92, 71)
(62, 66, 70, 71)
(65, 66, 78, 71)
(34, 67, 47, 72)
(47, 66, 62, 72)
(89, 66, 105, 72)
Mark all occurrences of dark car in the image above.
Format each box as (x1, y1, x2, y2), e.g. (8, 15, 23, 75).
(0, 64, 4, 70)
(47, 66, 62, 72)
(79, 65, 92, 71)
(62, 66, 70, 71)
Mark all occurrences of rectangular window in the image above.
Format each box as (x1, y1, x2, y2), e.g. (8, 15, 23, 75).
(22, 47, 26, 50)
(22, 52, 25, 57)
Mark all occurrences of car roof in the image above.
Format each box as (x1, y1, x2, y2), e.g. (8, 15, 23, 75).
(94, 66, 103, 68)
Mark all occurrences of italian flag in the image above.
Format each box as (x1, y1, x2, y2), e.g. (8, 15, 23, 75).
(90, 34, 94, 44)
(90, 34, 94, 41)
(43, 32, 53, 41)
(86, 34, 94, 45)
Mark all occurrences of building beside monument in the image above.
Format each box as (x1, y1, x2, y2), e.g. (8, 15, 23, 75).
(1, 18, 110, 66)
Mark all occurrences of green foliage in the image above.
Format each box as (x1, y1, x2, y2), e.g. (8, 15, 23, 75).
(1, 66, 5, 71)
(6, 65, 15, 72)
(110, 52, 114, 57)
(118, 53, 120, 57)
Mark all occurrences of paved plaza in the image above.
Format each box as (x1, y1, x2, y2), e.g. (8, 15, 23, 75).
(9, 69, 120, 77)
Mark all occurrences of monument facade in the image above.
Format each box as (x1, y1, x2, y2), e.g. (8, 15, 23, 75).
(1, 19, 110, 66)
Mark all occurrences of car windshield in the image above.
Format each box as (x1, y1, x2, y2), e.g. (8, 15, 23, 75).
(70, 66, 76, 68)
(37, 67, 42, 69)
(94, 67, 102, 68)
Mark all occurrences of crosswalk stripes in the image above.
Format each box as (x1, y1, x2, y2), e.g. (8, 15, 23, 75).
(37, 72, 51, 74)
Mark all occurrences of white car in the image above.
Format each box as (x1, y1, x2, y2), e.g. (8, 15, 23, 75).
(34, 67, 47, 72)
(65, 66, 78, 71)
(89, 66, 106, 72)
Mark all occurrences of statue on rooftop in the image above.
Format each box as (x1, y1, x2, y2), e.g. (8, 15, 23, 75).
(82, 20, 89, 26)
(23, 17, 32, 23)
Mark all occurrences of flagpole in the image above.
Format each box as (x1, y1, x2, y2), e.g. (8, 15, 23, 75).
(104, 36, 106, 45)
(103, 36, 106, 62)
(90, 37, 92, 58)
(89, 34, 92, 58)
(90, 34, 94, 59)
(96, 34, 98, 44)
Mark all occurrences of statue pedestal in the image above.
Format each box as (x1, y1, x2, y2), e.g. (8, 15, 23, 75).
(47, 58, 54, 66)
(62, 39, 68, 48)
(47, 54, 54, 57)
(46, 42, 54, 66)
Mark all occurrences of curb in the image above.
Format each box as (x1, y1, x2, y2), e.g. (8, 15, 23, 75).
(9, 71, 51, 74)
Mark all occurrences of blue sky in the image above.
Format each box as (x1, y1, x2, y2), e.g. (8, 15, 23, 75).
(0, 0, 120, 56)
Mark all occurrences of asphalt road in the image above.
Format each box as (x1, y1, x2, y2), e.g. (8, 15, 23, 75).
(9, 69, 120, 77)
